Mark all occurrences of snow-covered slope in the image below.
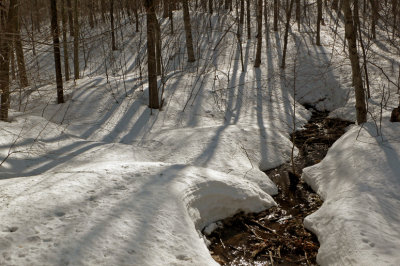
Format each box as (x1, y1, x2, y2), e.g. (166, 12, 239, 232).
(1, 6, 400, 266)
(303, 122, 400, 266)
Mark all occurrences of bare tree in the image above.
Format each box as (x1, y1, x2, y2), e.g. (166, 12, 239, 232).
(61, 0, 70, 81)
(343, 0, 367, 123)
(316, 0, 322, 45)
(273, 0, 278, 31)
(0, 0, 18, 121)
(281, 0, 295, 69)
(111, 0, 117, 50)
(73, 0, 79, 79)
(254, 0, 262, 67)
(13, 2, 28, 87)
(50, 0, 64, 104)
(182, 0, 196, 62)
(145, 0, 160, 109)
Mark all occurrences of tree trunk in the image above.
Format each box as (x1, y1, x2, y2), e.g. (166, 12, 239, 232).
(145, 0, 160, 109)
(50, 0, 64, 104)
(354, 0, 370, 99)
(343, 0, 367, 124)
(134, 0, 139, 32)
(73, 0, 80, 79)
(61, 0, 70, 81)
(281, 0, 294, 69)
(14, 5, 28, 87)
(182, 0, 196, 62)
(273, 0, 278, 31)
(316, 0, 322, 45)
(10, 42, 16, 80)
(209, 0, 213, 14)
(101, 0, 106, 23)
(254, 0, 262, 67)
(393, 0, 398, 38)
(369, 0, 377, 39)
(169, 0, 174, 34)
(66, 0, 74, 36)
(296, 0, 300, 30)
(155, 18, 163, 74)
(240, 0, 244, 24)
(111, 0, 117, 50)
(88, 0, 95, 28)
(247, 0, 251, 39)
(0, 0, 18, 121)
(163, 0, 169, 18)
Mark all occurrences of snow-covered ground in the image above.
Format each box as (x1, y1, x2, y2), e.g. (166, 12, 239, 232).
(1, 8, 400, 266)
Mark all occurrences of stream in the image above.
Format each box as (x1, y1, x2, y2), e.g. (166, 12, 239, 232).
(205, 107, 353, 265)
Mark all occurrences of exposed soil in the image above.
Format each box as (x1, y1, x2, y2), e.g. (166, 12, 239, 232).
(205, 108, 353, 265)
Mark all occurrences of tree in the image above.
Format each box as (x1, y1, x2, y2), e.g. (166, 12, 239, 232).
(13, 2, 28, 87)
(111, 0, 117, 50)
(281, 0, 295, 69)
(316, 0, 322, 45)
(182, 0, 196, 62)
(247, 0, 250, 39)
(273, 0, 278, 31)
(254, 0, 262, 68)
(50, 0, 64, 104)
(61, 0, 70, 81)
(0, 0, 18, 121)
(73, 0, 79, 79)
(343, 0, 367, 123)
(145, 0, 160, 109)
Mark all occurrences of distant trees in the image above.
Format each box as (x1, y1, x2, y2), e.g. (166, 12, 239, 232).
(0, 0, 398, 122)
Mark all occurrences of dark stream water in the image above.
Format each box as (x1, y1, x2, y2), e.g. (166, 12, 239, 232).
(205, 108, 353, 265)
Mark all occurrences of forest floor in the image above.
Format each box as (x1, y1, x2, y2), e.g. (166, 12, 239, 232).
(0, 8, 400, 266)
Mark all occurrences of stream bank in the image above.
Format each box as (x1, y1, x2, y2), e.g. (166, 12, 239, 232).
(205, 107, 353, 265)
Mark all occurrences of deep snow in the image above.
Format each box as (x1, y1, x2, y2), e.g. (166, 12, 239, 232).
(1, 8, 400, 266)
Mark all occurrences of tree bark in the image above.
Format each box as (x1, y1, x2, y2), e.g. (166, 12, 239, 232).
(50, 0, 64, 104)
(182, 0, 196, 62)
(273, 0, 278, 31)
(111, 0, 117, 50)
(369, 0, 378, 39)
(240, 0, 244, 24)
(73, 0, 79, 79)
(247, 0, 251, 39)
(14, 4, 28, 87)
(155, 18, 162, 74)
(145, 0, 160, 109)
(343, 0, 367, 123)
(296, 0, 300, 30)
(254, 0, 262, 67)
(0, 0, 18, 121)
(66, 0, 74, 36)
(316, 0, 322, 45)
(61, 0, 70, 81)
(281, 0, 294, 69)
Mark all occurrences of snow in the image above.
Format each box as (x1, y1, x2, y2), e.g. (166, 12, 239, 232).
(1, 6, 400, 266)
(303, 122, 400, 265)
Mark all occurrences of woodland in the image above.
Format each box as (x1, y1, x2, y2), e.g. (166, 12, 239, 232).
(0, 0, 400, 265)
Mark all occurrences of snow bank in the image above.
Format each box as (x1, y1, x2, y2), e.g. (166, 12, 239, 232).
(0, 157, 274, 265)
(303, 122, 400, 265)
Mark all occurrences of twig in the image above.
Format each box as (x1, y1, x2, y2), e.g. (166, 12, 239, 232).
(249, 219, 277, 234)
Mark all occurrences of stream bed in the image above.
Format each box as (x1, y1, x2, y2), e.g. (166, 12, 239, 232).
(205, 108, 353, 265)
